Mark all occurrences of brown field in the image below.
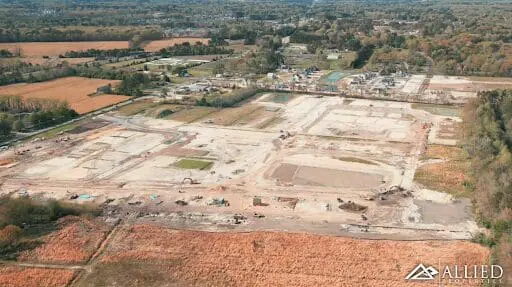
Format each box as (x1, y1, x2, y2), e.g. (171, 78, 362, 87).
(414, 161, 470, 195)
(421, 145, 465, 160)
(19, 216, 110, 265)
(200, 104, 265, 126)
(0, 41, 129, 58)
(167, 106, 217, 123)
(0, 266, 75, 287)
(0, 77, 130, 114)
(77, 224, 490, 287)
(117, 100, 158, 116)
(143, 38, 210, 52)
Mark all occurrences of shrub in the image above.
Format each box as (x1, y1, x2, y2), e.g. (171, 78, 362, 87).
(0, 225, 22, 247)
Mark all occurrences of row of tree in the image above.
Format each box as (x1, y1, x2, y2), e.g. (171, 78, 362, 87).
(0, 98, 78, 141)
(196, 88, 260, 108)
(158, 42, 233, 57)
(0, 28, 163, 43)
(63, 48, 146, 59)
(462, 90, 512, 268)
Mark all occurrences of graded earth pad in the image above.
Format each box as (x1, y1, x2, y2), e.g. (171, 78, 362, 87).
(270, 163, 384, 188)
(1, 95, 481, 241)
(77, 225, 490, 287)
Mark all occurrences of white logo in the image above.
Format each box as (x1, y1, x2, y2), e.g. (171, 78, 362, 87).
(406, 264, 439, 280)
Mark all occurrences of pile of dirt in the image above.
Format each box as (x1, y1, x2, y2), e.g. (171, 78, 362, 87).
(338, 201, 368, 212)
(82, 225, 490, 287)
(18, 216, 110, 264)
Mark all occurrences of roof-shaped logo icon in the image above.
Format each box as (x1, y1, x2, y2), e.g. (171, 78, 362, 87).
(405, 264, 439, 280)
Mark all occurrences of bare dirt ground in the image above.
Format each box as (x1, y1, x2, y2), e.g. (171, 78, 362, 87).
(0, 41, 129, 58)
(0, 77, 130, 114)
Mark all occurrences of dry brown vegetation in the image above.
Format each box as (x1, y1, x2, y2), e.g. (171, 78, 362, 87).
(80, 225, 490, 287)
(167, 106, 217, 123)
(0, 266, 75, 287)
(201, 104, 265, 126)
(143, 38, 210, 52)
(0, 77, 130, 114)
(421, 144, 465, 160)
(415, 144, 471, 195)
(116, 100, 158, 116)
(415, 161, 470, 195)
(19, 216, 110, 265)
(0, 42, 129, 58)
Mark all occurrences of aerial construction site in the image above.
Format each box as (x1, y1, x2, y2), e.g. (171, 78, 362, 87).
(0, 88, 491, 286)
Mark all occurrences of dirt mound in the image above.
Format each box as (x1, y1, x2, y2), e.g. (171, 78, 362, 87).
(81, 224, 490, 287)
(338, 201, 368, 212)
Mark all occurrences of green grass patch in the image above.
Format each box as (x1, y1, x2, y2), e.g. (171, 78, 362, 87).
(173, 159, 213, 170)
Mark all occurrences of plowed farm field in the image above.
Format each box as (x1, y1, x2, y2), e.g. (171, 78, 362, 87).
(0, 77, 130, 114)
(0, 41, 129, 57)
(143, 38, 210, 52)
(78, 224, 490, 287)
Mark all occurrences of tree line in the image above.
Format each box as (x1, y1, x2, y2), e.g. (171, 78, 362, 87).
(0, 96, 78, 141)
(63, 48, 146, 59)
(463, 89, 512, 269)
(158, 42, 233, 58)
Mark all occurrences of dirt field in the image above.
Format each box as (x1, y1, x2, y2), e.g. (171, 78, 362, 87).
(77, 225, 490, 287)
(0, 77, 130, 114)
(0, 266, 75, 287)
(271, 163, 383, 188)
(143, 38, 210, 52)
(0, 41, 129, 58)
